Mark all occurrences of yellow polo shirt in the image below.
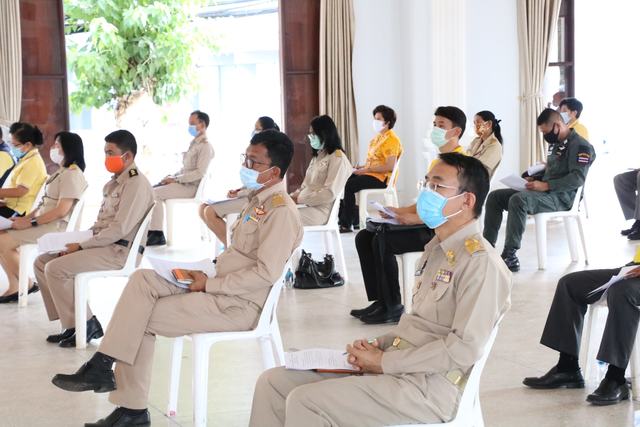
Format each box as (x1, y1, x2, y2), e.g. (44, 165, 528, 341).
(428, 145, 467, 172)
(364, 129, 403, 183)
(569, 120, 589, 141)
(4, 149, 47, 214)
(0, 151, 13, 179)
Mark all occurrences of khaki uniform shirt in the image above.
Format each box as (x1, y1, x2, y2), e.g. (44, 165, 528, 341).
(467, 133, 502, 178)
(175, 133, 214, 185)
(206, 181, 303, 308)
(377, 221, 512, 376)
(37, 164, 88, 225)
(81, 163, 154, 249)
(297, 149, 352, 206)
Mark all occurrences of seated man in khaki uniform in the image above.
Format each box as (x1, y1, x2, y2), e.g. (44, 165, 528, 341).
(249, 153, 512, 427)
(36, 130, 154, 348)
(147, 110, 215, 246)
(51, 130, 303, 427)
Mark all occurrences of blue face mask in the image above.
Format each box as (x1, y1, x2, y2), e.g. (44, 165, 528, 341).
(430, 127, 448, 148)
(308, 134, 323, 150)
(240, 165, 274, 190)
(416, 188, 464, 228)
(10, 145, 26, 160)
(188, 125, 198, 137)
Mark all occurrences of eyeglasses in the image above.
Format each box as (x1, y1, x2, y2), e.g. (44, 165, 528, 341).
(241, 153, 270, 170)
(417, 178, 459, 193)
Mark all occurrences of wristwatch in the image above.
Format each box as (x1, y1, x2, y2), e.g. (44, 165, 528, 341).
(30, 218, 38, 227)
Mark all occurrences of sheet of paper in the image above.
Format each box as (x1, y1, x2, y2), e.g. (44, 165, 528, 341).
(0, 216, 13, 231)
(527, 163, 546, 176)
(36, 230, 93, 254)
(146, 257, 217, 289)
(369, 201, 396, 218)
(285, 348, 357, 371)
(588, 266, 637, 298)
(499, 174, 528, 191)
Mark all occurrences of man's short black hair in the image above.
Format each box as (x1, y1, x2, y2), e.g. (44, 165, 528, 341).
(536, 108, 562, 126)
(438, 152, 489, 218)
(434, 106, 467, 137)
(250, 130, 294, 178)
(558, 97, 584, 118)
(105, 129, 137, 156)
(191, 110, 210, 128)
(372, 105, 397, 129)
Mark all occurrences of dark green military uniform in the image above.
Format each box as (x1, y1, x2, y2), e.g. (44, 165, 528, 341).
(483, 129, 595, 250)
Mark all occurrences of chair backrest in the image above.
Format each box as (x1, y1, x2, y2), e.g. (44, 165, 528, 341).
(29, 178, 47, 213)
(569, 185, 584, 213)
(122, 204, 155, 271)
(65, 191, 87, 232)
(194, 162, 214, 201)
(387, 157, 401, 189)
(323, 192, 342, 226)
(254, 263, 289, 333)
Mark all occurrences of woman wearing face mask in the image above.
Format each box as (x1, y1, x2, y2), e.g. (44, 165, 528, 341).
(338, 104, 402, 233)
(289, 115, 352, 226)
(467, 110, 503, 178)
(0, 131, 87, 302)
(0, 123, 47, 218)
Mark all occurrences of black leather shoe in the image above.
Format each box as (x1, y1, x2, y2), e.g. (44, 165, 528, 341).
(339, 226, 352, 234)
(522, 366, 585, 389)
(146, 230, 166, 246)
(360, 304, 404, 325)
(628, 230, 640, 241)
(59, 316, 104, 348)
(85, 408, 151, 427)
(52, 361, 116, 393)
(587, 377, 630, 406)
(621, 220, 640, 236)
(47, 328, 76, 343)
(350, 301, 383, 319)
(501, 249, 520, 272)
(0, 284, 40, 304)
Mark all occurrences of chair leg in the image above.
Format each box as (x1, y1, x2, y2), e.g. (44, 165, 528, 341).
(631, 341, 640, 400)
(563, 217, 579, 262)
(167, 337, 184, 417)
(473, 397, 485, 427)
(270, 319, 285, 366)
(75, 278, 88, 350)
(577, 215, 589, 265)
(166, 202, 174, 246)
(358, 194, 368, 230)
(333, 230, 349, 283)
(401, 256, 414, 314)
(583, 305, 606, 384)
(18, 246, 34, 307)
(192, 339, 211, 427)
(260, 336, 276, 370)
(534, 217, 548, 270)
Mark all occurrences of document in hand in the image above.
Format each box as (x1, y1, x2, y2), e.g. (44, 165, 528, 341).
(499, 174, 528, 191)
(0, 216, 13, 231)
(587, 266, 637, 300)
(285, 348, 357, 371)
(527, 163, 546, 176)
(37, 230, 93, 254)
(369, 201, 397, 218)
(146, 256, 217, 289)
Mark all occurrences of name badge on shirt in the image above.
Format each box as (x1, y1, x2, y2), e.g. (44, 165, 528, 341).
(435, 269, 453, 283)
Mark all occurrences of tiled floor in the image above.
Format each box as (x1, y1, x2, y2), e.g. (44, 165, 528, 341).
(1, 175, 639, 426)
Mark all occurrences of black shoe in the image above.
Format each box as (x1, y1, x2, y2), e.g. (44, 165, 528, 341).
(621, 220, 640, 236)
(52, 361, 116, 393)
(0, 284, 40, 304)
(501, 248, 520, 272)
(360, 304, 404, 325)
(59, 316, 104, 348)
(85, 408, 151, 427)
(522, 366, 585, 389)
(350, 301, 383, 319)
(47, 328, 76, 343)
(339, 226, 352, 234)
(146, 230, 166, 246)
(628, 230, 640, 241)
(586, 377, 630, 406)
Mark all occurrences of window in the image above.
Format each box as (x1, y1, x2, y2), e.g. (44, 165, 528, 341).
(543, 0, 575, 108)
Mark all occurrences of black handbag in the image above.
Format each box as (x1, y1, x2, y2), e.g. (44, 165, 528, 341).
(293, 250, 344, 289)
(365, 219, 428, 234)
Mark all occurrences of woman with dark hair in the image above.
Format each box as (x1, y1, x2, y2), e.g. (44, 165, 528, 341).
(0, 126, 15, 188)
(468, 110, 503, 178)
(290, 115, 352, 225)
(0, 130, 87, 302)
(0, 123, 47, 218)
(254, 116, 280, 135)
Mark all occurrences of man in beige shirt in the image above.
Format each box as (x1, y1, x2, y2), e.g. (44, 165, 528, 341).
(36, 130, 154, 348)
(249, 153, 512, 427)
(51, 130, 302, 427)
(147, 110, 215, 246)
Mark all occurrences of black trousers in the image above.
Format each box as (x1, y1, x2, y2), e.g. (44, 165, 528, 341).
(355, 227, 434, 308)
(338, 174, 386, 227)
(540, 267, 640, 369)
(0, 206, 21, 218)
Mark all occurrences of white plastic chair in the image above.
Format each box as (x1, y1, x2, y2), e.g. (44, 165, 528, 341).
(73, 205, 154, 349)
(357, 158, 401, 229)
(166, 267, 289, 427)
(582, 299, 640, 400)
(533, 186, 588, 270)
(165, 164, 213, 246)
(395, 251, 423, 314)
(390, 314, 504, 427)
(18, 192, 87, 307)
(301, 194, 348, 282)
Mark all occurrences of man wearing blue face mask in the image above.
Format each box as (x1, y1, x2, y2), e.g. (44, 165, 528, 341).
(147, 110, 214, 246)
(248, 153, 511, 427)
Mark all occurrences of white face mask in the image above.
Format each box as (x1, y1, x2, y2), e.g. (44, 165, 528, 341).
(372, 119, 386, 133)
(560, 111, 571, 124)
(50, 147, 64, 165)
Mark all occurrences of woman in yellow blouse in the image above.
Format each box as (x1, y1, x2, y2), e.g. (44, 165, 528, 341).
(0, 131, 88, 302)
(338, 105, 402, 233)
(0, 127, 16, 187)
(0, 123, 47, 218)
(467, 110, 503, 178)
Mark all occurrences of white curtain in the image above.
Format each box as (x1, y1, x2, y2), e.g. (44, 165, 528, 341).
(0, 0, 22, 127)
(319, 0, 359, 162)
(517, 0, 561, 169)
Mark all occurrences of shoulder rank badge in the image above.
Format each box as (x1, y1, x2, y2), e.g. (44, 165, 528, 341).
(464, 237, 484, 255)
(128, 168, 138, 177)
(435, 269, 452, 283)
(335, 149, 343, 157)
(271, 193, 285, 207)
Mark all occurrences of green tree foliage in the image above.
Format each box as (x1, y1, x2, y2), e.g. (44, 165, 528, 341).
(64, 0, 215, 120)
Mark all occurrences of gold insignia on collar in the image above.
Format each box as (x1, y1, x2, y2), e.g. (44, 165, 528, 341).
(446, 250, 456, 267)
(271, 193, 285, 207)
(128, 168, 138, 178)
(464, 238, 484, 255)
(254, 205, 266, 217)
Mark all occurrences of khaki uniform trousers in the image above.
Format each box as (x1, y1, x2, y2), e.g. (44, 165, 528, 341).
(298, 205, 331, 227)
(99, 269, 260, 409)
(149, 183, 198, 231)
(34, 245, 128, 329)
(249, 367, 443, 427)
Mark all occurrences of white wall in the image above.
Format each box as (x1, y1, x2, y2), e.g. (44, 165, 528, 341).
(352, 0, 520, 204)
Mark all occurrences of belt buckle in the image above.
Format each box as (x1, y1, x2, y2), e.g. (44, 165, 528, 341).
(445, 369, 465, 388)
(392, 337, 402, 348)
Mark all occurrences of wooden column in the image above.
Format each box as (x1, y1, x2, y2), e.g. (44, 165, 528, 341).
(20, 0, 69, 173)
(280, 0, 320, 191)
